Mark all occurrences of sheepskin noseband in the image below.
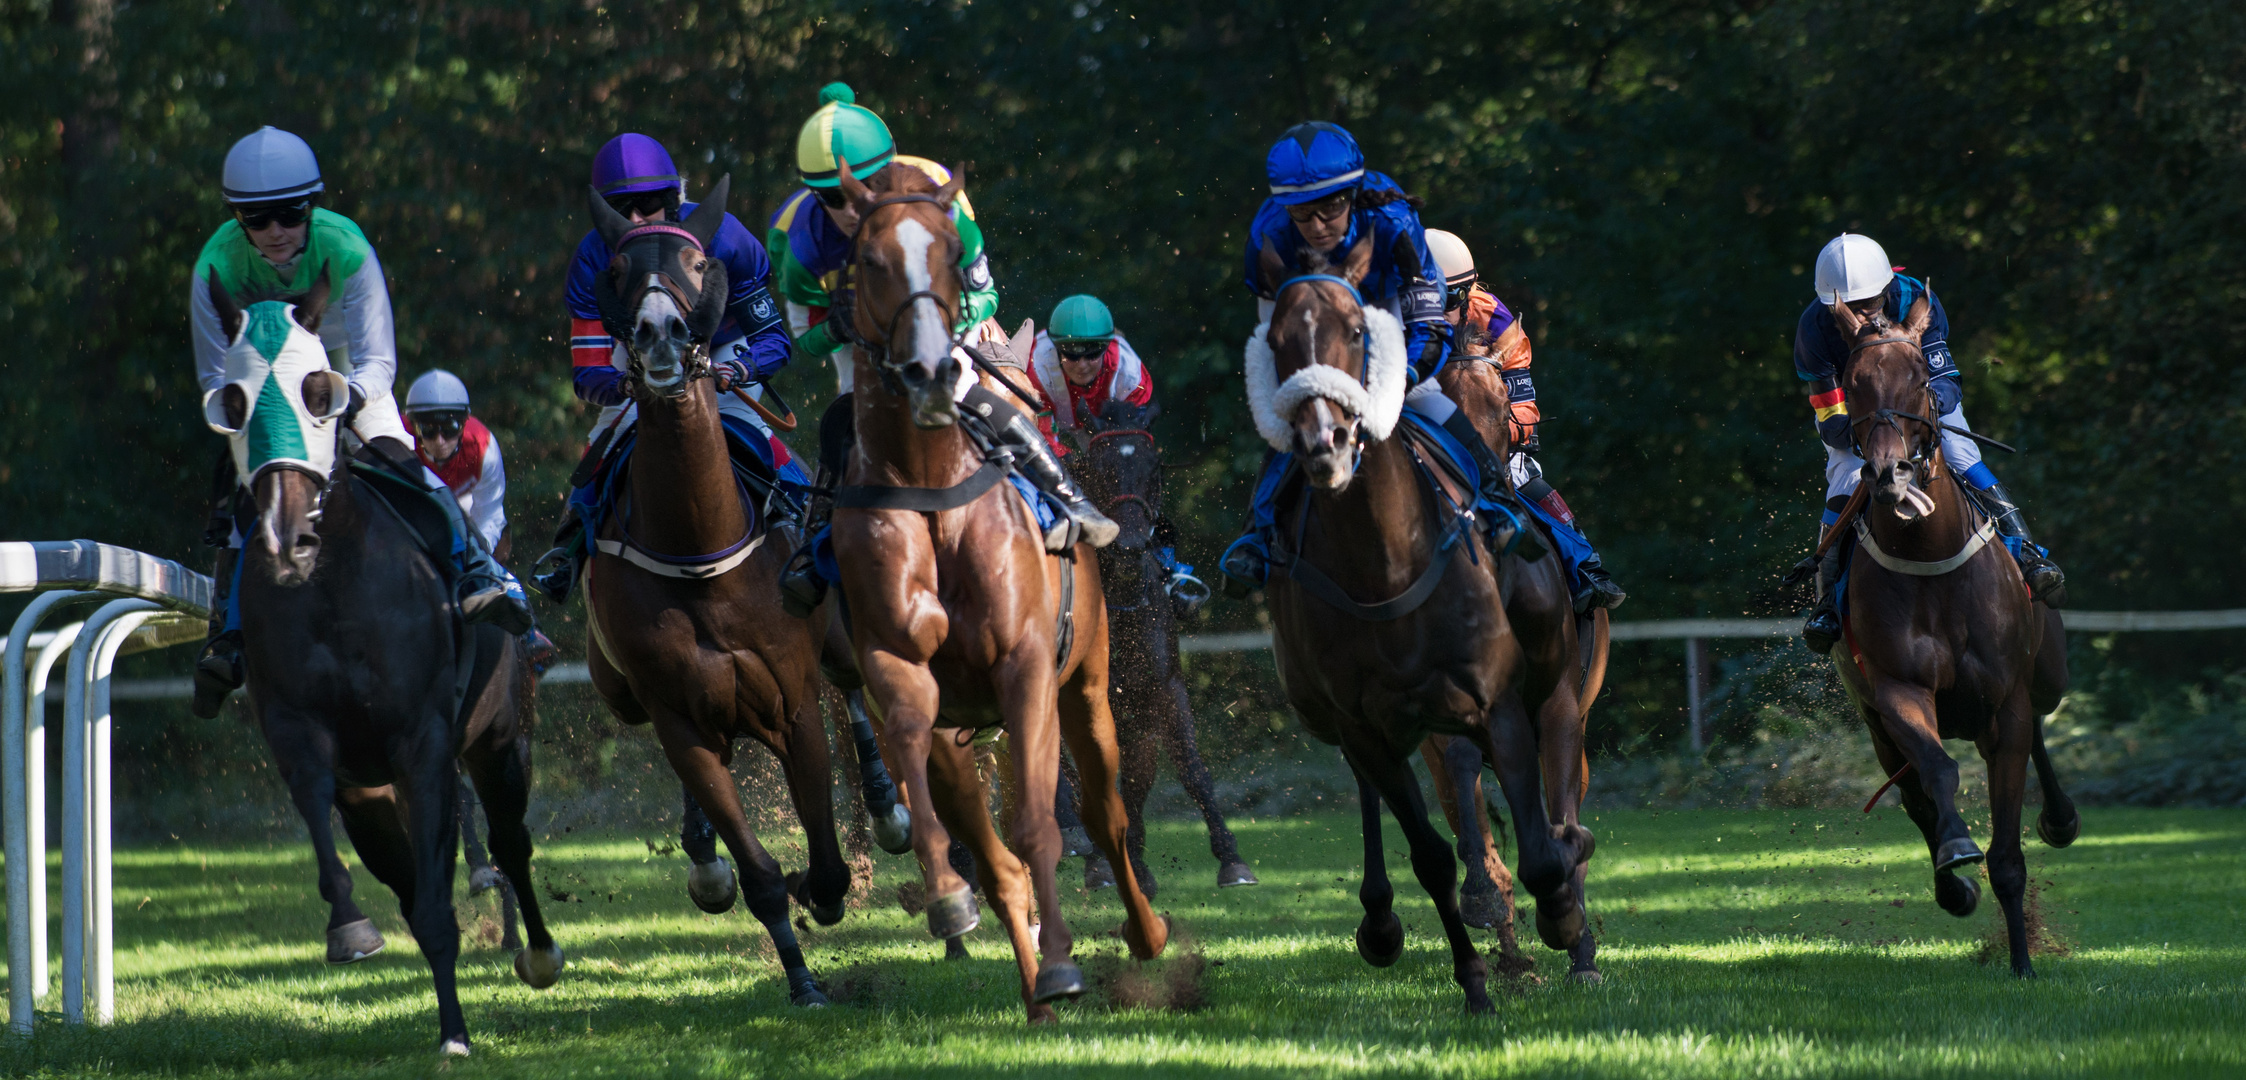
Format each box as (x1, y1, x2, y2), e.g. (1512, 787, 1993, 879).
(1242, 303, 1406, 453)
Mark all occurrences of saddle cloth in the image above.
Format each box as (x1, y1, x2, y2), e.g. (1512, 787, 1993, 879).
(568, 414, 811, 561)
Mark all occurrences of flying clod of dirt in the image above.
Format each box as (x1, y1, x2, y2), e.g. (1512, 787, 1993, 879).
(1088, 919, 1208, 1013)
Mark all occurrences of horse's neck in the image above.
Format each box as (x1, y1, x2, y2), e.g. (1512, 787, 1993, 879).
(628, 386, 749, 551)
(851, 382, 980, 487)
(1296, 439, 1429, 583)
(1863, 456, 1977, 562)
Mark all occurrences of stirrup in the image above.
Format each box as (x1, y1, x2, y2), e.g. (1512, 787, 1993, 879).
(1572, 576, 1627, 614)
(460, 577, 534, 635)
(778, 547, 827, 619)
(191, 632, 244, 719)
(530, 546, 577, 604)
(1801, 605, 1840, 656)
(1220, 538, 1268, 599)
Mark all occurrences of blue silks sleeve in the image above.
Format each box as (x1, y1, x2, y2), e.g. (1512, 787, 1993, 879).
(574, 366, 630, 408)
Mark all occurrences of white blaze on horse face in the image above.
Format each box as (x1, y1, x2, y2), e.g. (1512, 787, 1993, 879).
(636, 286, 688, 388)
(894, 218, 951, 373)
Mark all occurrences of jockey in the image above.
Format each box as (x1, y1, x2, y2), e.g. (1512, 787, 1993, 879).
(1792, 233, 2066, 652)
(770, 83, 1117, 613)
(531, 132, 798, 602)
(1424, 229, 1626, 612)
(1221, 122, 1540, 592)
(1027, 293, 1152, 454)
(188, 126, 531, 718)
(403, 369, 560, 670)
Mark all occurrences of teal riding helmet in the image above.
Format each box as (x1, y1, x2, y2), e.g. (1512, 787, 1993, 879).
(1048, 294, 1115, 344)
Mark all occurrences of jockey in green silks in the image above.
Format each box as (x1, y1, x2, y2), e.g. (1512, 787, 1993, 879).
(768, 83, 1118, 616)
(187, 126, 532, 718)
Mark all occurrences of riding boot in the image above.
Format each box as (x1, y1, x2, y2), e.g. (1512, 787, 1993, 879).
(966, 385, 1119, 549)
(1801, 532, 1845, 656)
(1570, 552, 1628, 614)
(1437, 411, 1547, 562)
(531, 503, 584, 605)
(777, 484, 833, 619)
(1976, 483, 2067, 605)
(191, 545, 244, 720)
(366, 436, 534, 635)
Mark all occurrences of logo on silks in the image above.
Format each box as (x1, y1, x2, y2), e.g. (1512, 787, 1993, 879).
(203, 300, 350, 488)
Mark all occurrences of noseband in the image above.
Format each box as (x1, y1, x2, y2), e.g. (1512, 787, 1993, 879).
(842, 193, 966, 392)
(606, 227, 715, 393)
(1846, 332, 1939, 479)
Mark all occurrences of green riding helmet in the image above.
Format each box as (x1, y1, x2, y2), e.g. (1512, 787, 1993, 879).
(795, 82, 895, 187)
(1048, 295, 1116, 344)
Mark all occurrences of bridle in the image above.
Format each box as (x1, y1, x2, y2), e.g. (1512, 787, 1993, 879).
(1084, 426, 1167, 613)
(1846, 329, 1940, 481)
(1269, 273, 1375, 464)
(841, 193, 965, 393)
(606, 224, 715, 395)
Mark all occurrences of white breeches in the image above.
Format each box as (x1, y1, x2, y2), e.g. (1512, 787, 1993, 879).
(1823, 404, 1986, 501)
(346, 390, 413, 448)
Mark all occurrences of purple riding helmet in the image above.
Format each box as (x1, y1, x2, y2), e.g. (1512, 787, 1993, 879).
(591, 133, 683, 203)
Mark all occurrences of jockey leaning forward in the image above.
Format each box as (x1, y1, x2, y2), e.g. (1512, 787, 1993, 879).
(1219, 121, 1546, 594)
(1424, 229, 1626, 613)
(403, 369, 560, 670)
(530, 132, 805, 602)
(1791, 233, 2066, 654)
(1026, 293, 1153, 455)
(768, 82, 1118, 614)
(188, 126, 532, 718)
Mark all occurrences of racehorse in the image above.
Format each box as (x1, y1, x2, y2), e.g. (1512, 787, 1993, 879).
(1072, 399, 1255, 895)
(204, 273, 560, 1055)
(580, 177, 861, 1006)
(1829, 296, 2077, 976)
(1247, 239, 1591, 1013)
(827, 157, 1166, 1023)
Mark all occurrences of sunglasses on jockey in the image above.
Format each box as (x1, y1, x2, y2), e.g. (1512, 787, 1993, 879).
(409, 409, 467, 440)
(1284, 188, 1357, 226)
(234, 198, 314, 231)
(1444, 273, 1480, 313)
(603, 190, 676, 220)
(1056, 340, 1109, 362)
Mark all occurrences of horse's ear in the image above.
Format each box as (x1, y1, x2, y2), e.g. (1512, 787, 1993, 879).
(1830, 300, 1866, 338)
(1340, 233, 1375, 288)
(1902, 294, 1931, 338)
(935, 163, 967, 212)
(684, 173, 731, 250)
(1008, 318, 1037, 367)
(836, 154, 874, 213)
(1257, 237, 1289, 298)
(588, 184, 632, 248)
(292, 262, 331, 333)
(207, 267, 243, 342)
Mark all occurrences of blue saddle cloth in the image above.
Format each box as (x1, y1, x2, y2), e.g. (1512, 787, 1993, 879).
(568, 415, 810, 557)
(806, 471, 1060, 586)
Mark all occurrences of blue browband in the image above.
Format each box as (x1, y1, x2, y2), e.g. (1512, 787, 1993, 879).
(1274, 274, 1364, 306)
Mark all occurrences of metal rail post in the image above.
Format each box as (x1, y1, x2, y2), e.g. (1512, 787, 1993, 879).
(5, 590, 94, 1034)
(60, 599, 163, 1026)
(1686, 637, 1707, 751)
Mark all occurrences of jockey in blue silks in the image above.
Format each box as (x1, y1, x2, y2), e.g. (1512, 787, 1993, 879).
(1219, 122, 1550, 595)
(531, 132, 804, 602)
(1791, 233, 2066, 654)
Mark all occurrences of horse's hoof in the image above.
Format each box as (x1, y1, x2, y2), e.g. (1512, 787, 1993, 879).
(326, 919, 386, 964)
(1535, 899, 1587, 951)
(944, 936, 972, 961)
(1026, 1003, 1058, 1026)
(872, 804, 914, 856)
(1082, 855, 1116, 891)
(788, 869, 846, 927)
(1933, 837, 1985, 874)
(926, 885, 980, 940)
(1935, 870, 1981, 917)
(2036, 810, 2080, 849)
(786, 967, 829, 1008)
(468, 865, 506, 895)
(1217, 862, 1259, 888)
(1464, 986, 1496, 1015)
(688, 857, 739, 914)
(1032, 959, 1086, 1004)
(1356, 911, 1405, 968)
(439, 1037, 472, 1057)
(1460, 883, 1502, 929)
(1060, 826, 1096, 858)
(1121, 912, 1171, 961)
(1569, 968, 1605, 986)
(512, 942, 565, 989)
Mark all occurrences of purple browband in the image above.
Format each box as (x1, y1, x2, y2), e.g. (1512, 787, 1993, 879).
(617, 223, 703, 252)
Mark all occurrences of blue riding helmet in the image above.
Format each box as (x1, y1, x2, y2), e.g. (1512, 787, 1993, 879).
(1265, 122, 1366, 206)
(591, 133, 682, 198)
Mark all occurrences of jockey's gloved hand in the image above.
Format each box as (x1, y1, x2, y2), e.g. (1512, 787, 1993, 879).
(345, 383, 366, 425)
(713, 357, 751, 393)
(1781, 554, 1820, 589)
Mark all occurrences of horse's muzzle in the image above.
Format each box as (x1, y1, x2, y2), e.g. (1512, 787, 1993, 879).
(1292, 399, 1359, 490)
(254, 469, 325, 586)
(900, 354, 961, 429)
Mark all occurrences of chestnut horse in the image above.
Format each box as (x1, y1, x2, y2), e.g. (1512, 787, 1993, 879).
(828, 159, 1165, 1023)
(579, 178, 854, 1006)
(206, 276, 560, 1055)
(1247, 243, 1590, 1014)
(1829, 296, 2077, 976)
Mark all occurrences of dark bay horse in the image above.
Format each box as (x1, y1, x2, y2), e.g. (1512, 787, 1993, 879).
(1830, 296, 2076, 976)
(829, 158, 1165, 1023)
(578, 177, 855, 1007)
(1247, 243, 1590, 1014)
(1072, 399, 1254, 894)
(206, 276, 559, 1055)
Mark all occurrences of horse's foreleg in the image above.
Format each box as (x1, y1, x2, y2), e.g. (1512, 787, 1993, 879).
(859, 651, 971, 932)
(1158, 669, 1251, 880)
(462, 736, 563, 988)
(1477, 701, 1582, 951)
(268, 728, 378, 958)
(2030, 716, 2080, 848)
(1058, 663, 1167, 961)
(396, 730, 469, 1053)
(1346, 755, 1403, 968)
(773, 693, 853, 924)
(1350, 742, 1493, 1014)
(1426, 736, 1502, 931)
(1870, 682, 1982, 915)
(927, 733, 1051, 1023)
(1531, 679, 1599, 982)
(1982, 691, 2037, 977)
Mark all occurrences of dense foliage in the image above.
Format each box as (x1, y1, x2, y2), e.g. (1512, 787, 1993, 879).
(6, 0, 2242, 752)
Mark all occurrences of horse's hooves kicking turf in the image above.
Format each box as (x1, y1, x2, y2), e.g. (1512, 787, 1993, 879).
(944, 936, 972, 961)
(2036, 811, 2081, 849)
(1032, 959, 1086, 1003)
(1216, 862, 1259, 888)
(1082, 855, 1116, 891)
(786, 967, 829, 1007)
(872, 804, 914, 856)
(325, 918, 385, 964)
(687, 856, 739, 914)
(787, 868, 846, 927)
(1356, 911, 1405, 968)
(1535, 899, 1587, 951)
(513, 943, 566, 989)
(926, 885, 980, 939)
(1935, 870, 1982, 917)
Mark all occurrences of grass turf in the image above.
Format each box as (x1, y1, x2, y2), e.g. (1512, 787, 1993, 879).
(1, 806, 2241, 1078)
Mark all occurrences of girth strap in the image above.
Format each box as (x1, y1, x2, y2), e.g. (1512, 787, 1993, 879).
(835, 460, 1005, 512)
(1853, 515, 1998, 576)
(1281, 518, 1465, 622)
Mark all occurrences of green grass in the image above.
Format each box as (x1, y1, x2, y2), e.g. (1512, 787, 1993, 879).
(3, 807, 2242, 1078)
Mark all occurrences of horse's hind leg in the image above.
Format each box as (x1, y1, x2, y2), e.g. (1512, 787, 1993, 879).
(1423, 737, 1502, 930)
(1347, 758, 1403, 968)
(1866, 685, 1982, 916)
(462, 735, 563, 988)
(1478, 704, 1583, 951)
(1158, 668, 1255, 886)
(1981, 692, 2038, 977)
(1348, 742, 1493, 1014)
(2029, 616, 2079, 848)
(1114, 685, 1160, 899)
(1058, 663, 1168, 961)
(390, 727, 470, 1053)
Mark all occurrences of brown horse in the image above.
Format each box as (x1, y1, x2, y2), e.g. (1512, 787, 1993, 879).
(828, 159, 1165, 1023)
(1249, 244, 1590, 1014)
(1830, 296, 2077, 976)
(579, 177, 850, 1006)
(1071, 399, 1255, 894)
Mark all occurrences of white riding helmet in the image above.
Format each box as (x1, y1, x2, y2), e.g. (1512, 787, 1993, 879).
(1814, 233, 1895, 304)
(1423, 228, 1477, 287)
(222, 126, 324, 205)
(404, 369, 471, 414)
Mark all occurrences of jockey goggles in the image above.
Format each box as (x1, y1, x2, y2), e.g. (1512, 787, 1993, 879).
(410, 409, 467, 439)
(1284, 189, 1355, 226)
(235, 198, 314, 231)
(604, 190, 677, 220)
(1056, 340, 1108, 361)
(813, 186, 850, 210)
(1444, 273, 1480, 313)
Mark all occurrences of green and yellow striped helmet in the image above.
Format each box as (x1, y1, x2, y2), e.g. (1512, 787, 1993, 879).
(795, 83, 896, 188)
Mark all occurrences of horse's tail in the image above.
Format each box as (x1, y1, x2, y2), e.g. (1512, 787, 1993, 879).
(1576, 608, 1611, 721)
